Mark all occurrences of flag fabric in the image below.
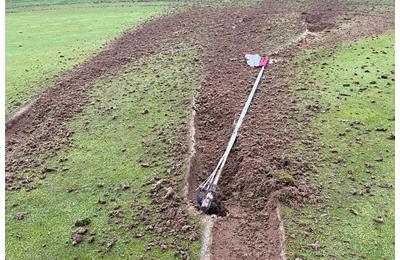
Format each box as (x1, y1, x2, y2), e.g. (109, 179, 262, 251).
(245, 54, 269, 68)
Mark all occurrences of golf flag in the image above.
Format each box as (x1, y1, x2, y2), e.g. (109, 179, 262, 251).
(245, 54, 269, 68)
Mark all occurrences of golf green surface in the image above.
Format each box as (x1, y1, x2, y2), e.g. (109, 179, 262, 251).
(283, 32, 395, 259)
(6, 1, 168, 115)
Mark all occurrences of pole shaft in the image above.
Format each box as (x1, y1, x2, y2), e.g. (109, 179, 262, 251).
(212, 65, 266, 186)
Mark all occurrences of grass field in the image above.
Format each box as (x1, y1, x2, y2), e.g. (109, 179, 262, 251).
(6, 0, 171, 9)
(283, 32, 395, 259)
(5, 1, 169, 115)
(5, 1, 203, 258)
(6, 48, 202, 259)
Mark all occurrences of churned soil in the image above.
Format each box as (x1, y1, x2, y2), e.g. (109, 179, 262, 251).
(187, 1, 393, 259)
(5, 0, 394, 259)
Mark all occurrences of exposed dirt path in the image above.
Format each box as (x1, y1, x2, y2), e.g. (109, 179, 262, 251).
(186, 1, 393, 259)
(5, 0, 394, 258)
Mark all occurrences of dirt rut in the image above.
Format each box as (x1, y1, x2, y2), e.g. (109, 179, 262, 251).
(187, 0, 393, 259)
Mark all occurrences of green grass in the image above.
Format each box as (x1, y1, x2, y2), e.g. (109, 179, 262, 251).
(6, 48, 202, 259)
(6, 0, 260, 9)
(6, 0, 170, 9)
(6, 2, 169, 115)
(283, 32, 394, 259)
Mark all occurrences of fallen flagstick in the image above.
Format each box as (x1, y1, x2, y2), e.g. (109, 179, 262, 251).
(196, 54, 273, 214)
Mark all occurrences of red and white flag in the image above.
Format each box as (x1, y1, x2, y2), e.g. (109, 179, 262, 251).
(245, 54, 269, 68)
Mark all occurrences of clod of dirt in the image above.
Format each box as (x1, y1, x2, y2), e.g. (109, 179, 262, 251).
(66, 187, 76, 193)
(303, 12, 332, 32)
(349, 208, 359, 216)
(145, 224, 154, 231)
(120, 182, 130, 190)
(160, 244, 168, 251)
(88, 235, 96, 243)
(163, 187, 175, 199)
(71, 234, 83, 246)
(373, 217, 384, 224)
(181, 225, 191, 232)
(14, 212, 26, 220)
(128, 223, 137, 229)
(274, 171, 295, 185)
(139, 161, 150, 168)
(388, 132, 395, 140)
(373, 156, 383, 162)
(75, 218, 91, 227)
(109, 210, 124, 218)
(175, 250, 189, 259)
(41, 167, 56, 173)
(97, 199, 107, 205)
(375, 127, 387, 132)
(305, 241, 321, 250)
(76, 227, 88, 235)
(106, 237, 118, 251)
(350, 120, 363, 126)
(304, 13, 321, 23)
(150, 179, 167, 191)
(378, 183, 393, 189)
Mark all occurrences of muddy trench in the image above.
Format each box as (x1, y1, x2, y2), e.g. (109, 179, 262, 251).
(185, 2, 342, 259)
(184, 1, 394, 259)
